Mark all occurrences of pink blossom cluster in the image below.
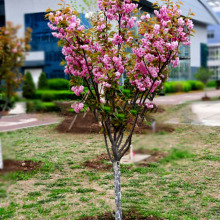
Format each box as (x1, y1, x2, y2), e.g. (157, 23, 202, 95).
(71, 86, 84, 96)
(128, 3, 193, 93)
(71, 102, 84, 113)
(48, 9, 85, 41)
(145, 102, 154, 109)
(98, 0, 138, 32)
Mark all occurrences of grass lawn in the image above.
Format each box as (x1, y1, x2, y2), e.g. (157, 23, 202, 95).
(0, 105, 219, 219)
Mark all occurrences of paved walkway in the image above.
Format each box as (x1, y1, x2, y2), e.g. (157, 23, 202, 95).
(191, 101, 220, 126)
(1, 90, 220, 132)
(0, 114, 61, 132)
(154, 90, 220, 105)
(9, 102, 26, 115)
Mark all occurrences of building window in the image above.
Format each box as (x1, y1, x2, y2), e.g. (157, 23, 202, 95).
(208, 46, 220, 61)
(169, 44, 191, 80)
(209, 66, 220, 80)
(170, 59, 191, 81)
(207, 30, 214, 39)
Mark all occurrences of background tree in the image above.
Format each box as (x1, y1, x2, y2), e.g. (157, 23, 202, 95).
(0, 22, 31, 170)
(194, 67, 214, 97)
(47, 0, 193, 219)
(22, 71, 36, 99)
(0, 22, 31, 117)
(38, 72, 48, 90)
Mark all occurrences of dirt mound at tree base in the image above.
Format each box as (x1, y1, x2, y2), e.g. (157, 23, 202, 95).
(79, 209, 162, 220)
(57, 113, 174, 134)
(0, 160, 42, 173)
(135, 149, 168, 166)
(83, 150, 167, 171)
(83, 154, 112, 171)
(57, 113, 100, 133)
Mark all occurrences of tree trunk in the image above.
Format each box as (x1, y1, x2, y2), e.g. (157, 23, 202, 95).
(0, 138, 3, 170)
(113, 161, 122, 220)
(0, 95, 9, 119)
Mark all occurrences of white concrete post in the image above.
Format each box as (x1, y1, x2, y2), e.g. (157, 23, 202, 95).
(152, 121, 156, 133)
(130, 144, 133, 160)
(0, 138, 3, 169)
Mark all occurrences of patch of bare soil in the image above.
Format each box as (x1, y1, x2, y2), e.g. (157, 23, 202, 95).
(83, 154, 112, 171)
(57, 112, 174, 134)
(0, 160, 42, 174)
(155, 106, 166, 113)
(79, 209, 162, 220)
(202, 96, 211, 101)
(135, 149, 168, 166)
(57, 113, 100, 134)
(84, 149, 167, 171)
(135, 122, 175, 134)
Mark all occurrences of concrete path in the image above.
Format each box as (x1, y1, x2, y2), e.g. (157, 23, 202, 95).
(191, 101, 220, 126)
(9, 102, 26, 115)
(154, 90, 220, 105)
(0, 114, 61, 132)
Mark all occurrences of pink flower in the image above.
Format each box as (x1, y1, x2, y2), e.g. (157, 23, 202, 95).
(153, 24, 160, 34)
(145, 102, 154, 109)
(186, 19, 194, 30)
(171, 57, 179, 67)
(71, 102, 84, 113)
(178, 17, 184, 26)
(71, 86, 84, 96)
(100, 98, 105, 103)
(12, 48, 17, 53)
(112, 34, 123, 45)
(103, 82, 111, 88)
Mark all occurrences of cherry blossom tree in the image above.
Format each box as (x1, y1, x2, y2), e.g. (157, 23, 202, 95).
(47, 0, 193, 219)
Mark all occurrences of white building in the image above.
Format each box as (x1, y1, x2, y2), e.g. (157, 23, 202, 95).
(207, 3, 220, 80)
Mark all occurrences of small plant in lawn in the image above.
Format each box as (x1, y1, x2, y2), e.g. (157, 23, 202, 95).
(47, 0, 193, 219)
(194, 67, 214, 98)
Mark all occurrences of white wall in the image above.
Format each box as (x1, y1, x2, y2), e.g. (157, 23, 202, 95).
(190, 23, 207, 68)
(26, 51, 45, 62)
(5, 0, 92, 37)
(25, 68, 42, 86)
(208, 60, 220, 67)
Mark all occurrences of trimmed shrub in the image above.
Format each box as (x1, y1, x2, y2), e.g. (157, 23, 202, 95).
(207, 80, 216, 88)
(194, 81, 205, 90)
(26, 100, 60, 113)
(164, 80, 204, 94)
(41, 92, 55, 102)
(35, 90, 84, 101)
(48, 78, 70, 90)
(188, 80, 204, 91)
(38, 72, 48, 90)
(22, 71, 36, 99)
(164, 82, 174, 93)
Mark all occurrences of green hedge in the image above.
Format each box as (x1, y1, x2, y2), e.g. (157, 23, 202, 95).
(164, 81, 204, 94)
(48, 78, 70, 90)
(35, 90, 84, 101)
(26, 100, 60, 113)
(207, 80, 217, 88)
